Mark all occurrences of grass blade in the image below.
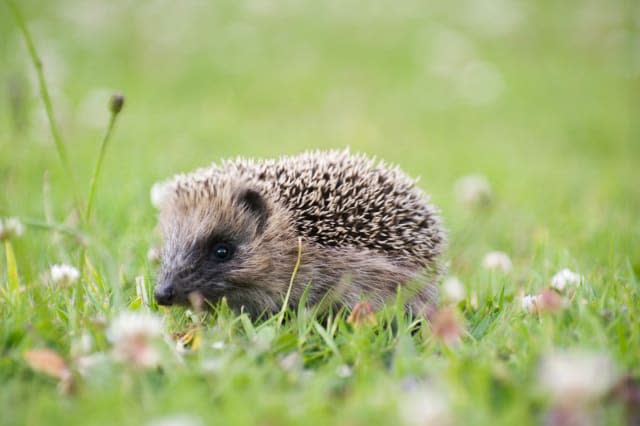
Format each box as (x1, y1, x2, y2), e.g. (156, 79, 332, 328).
(5, 0, 82, 215)
(3, 241, 20, 292)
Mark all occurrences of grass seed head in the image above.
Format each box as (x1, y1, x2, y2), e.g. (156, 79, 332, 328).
(109, 92, 124, 114)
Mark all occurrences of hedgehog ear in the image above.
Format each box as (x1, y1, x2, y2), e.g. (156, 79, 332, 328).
(237, 188, 269, 234)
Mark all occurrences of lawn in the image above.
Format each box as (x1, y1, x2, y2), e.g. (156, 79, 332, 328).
(1, 0, 638, 425)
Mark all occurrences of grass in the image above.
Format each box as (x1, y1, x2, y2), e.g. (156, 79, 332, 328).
(1, 0, 638, 425)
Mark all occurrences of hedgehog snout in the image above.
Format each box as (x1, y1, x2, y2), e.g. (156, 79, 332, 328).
(155, 265, 181, 305)
(154, 279, 176, 306)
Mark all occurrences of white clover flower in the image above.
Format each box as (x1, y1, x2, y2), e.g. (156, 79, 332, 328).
(0, 217, 25, 240)
(211, 341, 226, 350)
(442, 276, 465, 304)
(482, 251, 512, 272)
(107, 311, 165, 368)
(400, 385, 452, 426)
(150, 179, 175, 209)
(50, 264, 80, 286)
(521, 294, 542, 313)
(454, 175, 492, 208)
(550, 268, 583, 293)
(539, 350, 618, 406)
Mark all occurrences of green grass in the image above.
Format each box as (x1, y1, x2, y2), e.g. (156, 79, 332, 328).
(1, 0, 639, 425)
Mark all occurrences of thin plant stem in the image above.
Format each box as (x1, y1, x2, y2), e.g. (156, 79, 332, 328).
(80, 93, 123, 279)
(5, 0, 83, 217)
(85, 111, 119, 222)
(277, 237, 303, 328)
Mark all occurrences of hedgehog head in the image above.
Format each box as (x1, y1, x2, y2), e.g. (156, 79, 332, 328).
(154, 174, 297, 312)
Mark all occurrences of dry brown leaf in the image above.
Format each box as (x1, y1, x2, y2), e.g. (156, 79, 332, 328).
(24, 348, 71, 380)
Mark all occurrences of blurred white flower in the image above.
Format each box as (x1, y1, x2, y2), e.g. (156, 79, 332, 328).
(400, 385, 452, 426)
(50, 264, 80, 286)
(550, 268, 583, 293)
(150, 179, 174, 209)
(211, 341, 226, 350)
(0, 217, 25, 240)
(539, 350, 618, 406)
(147, 246, 161, 264)
(454, 175, 492, 208)
(70, 331, 93, 358)
(442, 276, 465, 305)
(147, 414, 204, 426)
(107, 311, 165, 368)
(336, 364, 352, 378)
(521, 294, 541, 313)
(482, 251, 512, 272)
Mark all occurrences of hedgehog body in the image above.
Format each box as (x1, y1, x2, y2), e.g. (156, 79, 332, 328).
(154, 150, 446, 317)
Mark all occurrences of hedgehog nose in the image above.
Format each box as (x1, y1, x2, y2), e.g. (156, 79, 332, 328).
(154, 283, 175, 306)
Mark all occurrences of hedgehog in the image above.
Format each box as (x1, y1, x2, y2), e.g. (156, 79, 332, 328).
(153, 150, 446, 317)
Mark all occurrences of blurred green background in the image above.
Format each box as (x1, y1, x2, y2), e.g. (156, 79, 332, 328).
(1, 0, 637, 278)
(0, 0, 638, 294)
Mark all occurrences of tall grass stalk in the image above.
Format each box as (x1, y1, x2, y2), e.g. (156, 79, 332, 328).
(85, 94, 124, 222)
(5, 0, 83, 216)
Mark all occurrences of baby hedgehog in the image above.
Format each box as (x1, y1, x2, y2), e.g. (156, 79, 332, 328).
(153, 150, 446, 317)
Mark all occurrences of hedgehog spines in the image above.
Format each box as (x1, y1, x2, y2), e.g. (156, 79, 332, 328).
(165, 150, 445, 266)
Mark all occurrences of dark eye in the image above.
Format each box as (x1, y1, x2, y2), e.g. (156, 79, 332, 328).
(212, 243, 234, 261)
